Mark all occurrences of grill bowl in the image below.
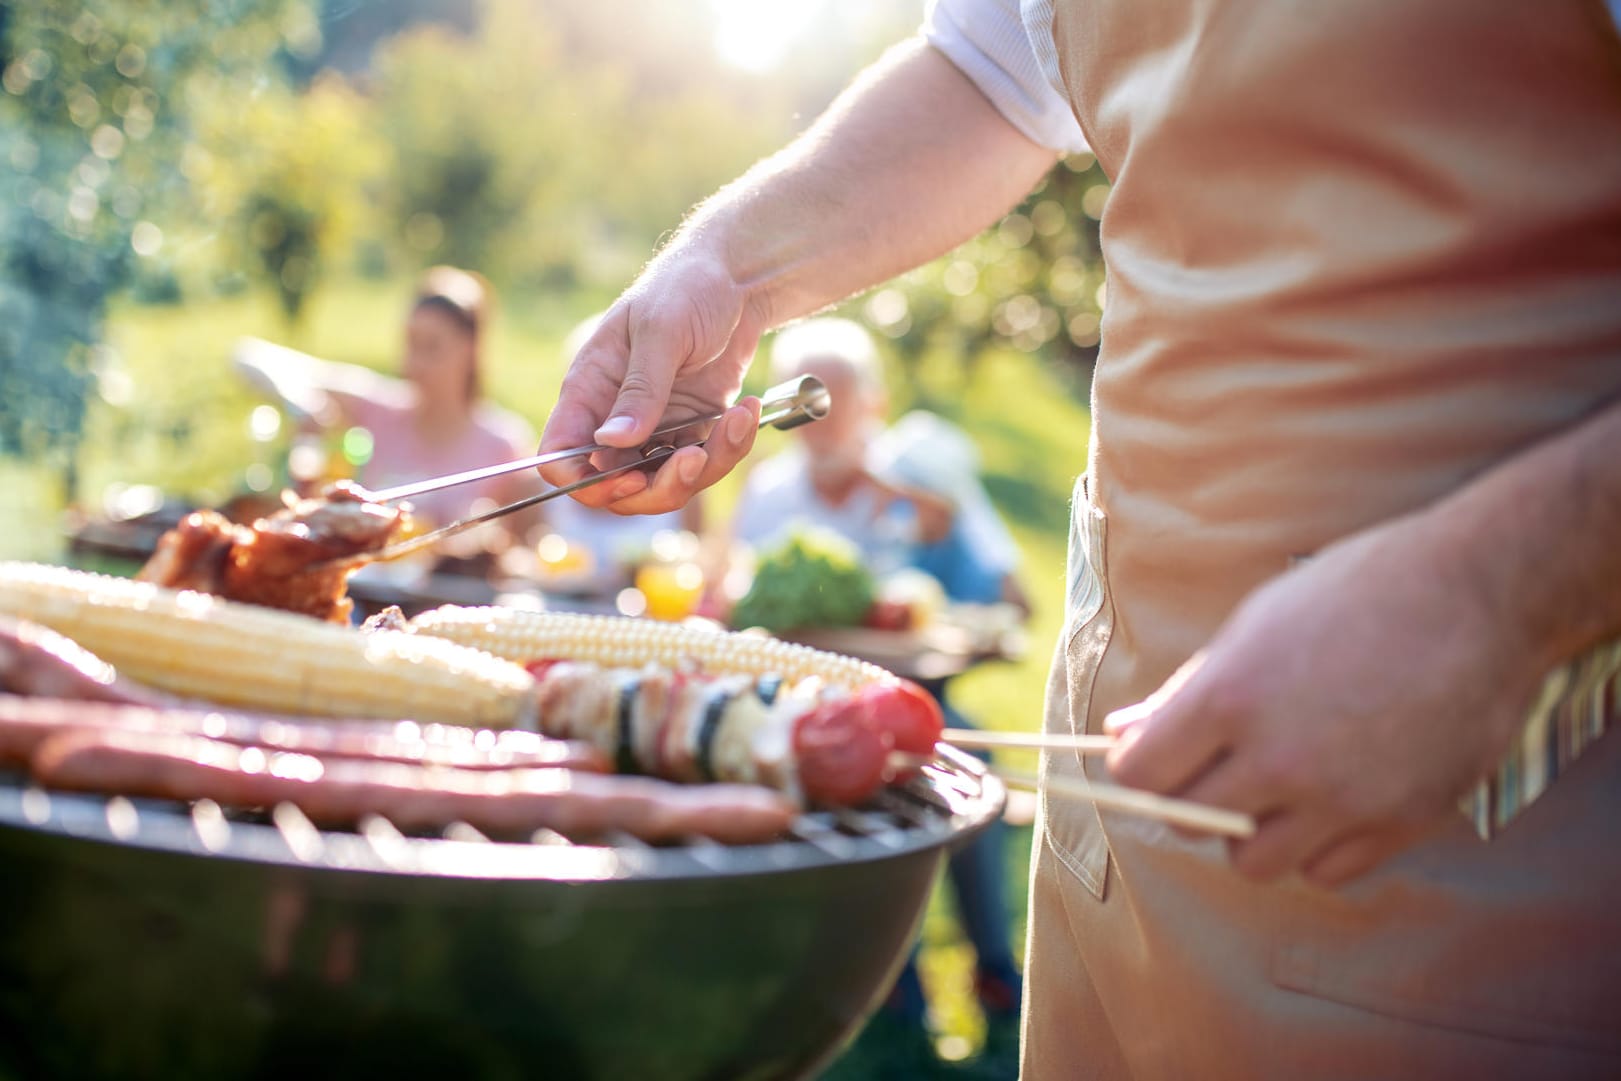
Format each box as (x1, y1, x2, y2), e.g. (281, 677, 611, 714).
(0, 749, 1002, 1081)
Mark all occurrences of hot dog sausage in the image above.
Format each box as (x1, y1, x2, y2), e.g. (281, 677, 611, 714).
(30, 727, 795, 844)
(0, 696, 608, 773)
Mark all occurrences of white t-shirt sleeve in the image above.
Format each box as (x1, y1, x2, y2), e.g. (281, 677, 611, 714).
(922, 0, 1088, 155)
(730, 458, 793, 550)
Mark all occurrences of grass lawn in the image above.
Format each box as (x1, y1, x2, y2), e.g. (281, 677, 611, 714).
(4, 276, 1091, 1062)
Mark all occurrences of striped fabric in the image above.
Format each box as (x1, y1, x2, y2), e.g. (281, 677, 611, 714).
(1468, 638, 1621, 837)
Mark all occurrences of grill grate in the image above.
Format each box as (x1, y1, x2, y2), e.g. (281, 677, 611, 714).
(0, 748, 1000, 883)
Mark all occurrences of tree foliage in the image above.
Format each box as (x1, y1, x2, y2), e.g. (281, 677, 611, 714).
(851, 155, 1111, 387)
(192, 74, 383, 324)
(371, 0, 785, 288)
(0, 0, 311, 461)
(1, 0, 1112, 477)
(370, 1, 603, 284)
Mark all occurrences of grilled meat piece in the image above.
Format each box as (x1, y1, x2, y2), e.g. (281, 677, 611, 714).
(136, 510, 242, 594)
(0, 695, 608, 774)
(139, 481, 408, 623)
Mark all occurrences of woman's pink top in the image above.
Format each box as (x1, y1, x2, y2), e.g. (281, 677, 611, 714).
(344, 388, 535, 527)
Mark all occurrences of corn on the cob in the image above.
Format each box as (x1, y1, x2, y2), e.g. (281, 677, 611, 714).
(0, 562, 536, 728)
(409, 606, 893, 691)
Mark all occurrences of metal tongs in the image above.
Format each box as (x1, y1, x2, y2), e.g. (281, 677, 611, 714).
(339, 374, 831, 568)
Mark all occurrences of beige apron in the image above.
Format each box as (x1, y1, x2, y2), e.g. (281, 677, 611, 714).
(1023, 1, 1621, 1077)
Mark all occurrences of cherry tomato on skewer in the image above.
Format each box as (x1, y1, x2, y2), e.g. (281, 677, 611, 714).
(859, 679, 944, 756)
(793, 695, 890, 807)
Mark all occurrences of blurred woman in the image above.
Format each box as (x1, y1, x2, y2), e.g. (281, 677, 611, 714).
(234, 266, 540, 550)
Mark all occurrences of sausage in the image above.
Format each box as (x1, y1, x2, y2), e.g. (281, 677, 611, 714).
(0, 696, 609, 773)
(29, 728, 796, 844)
(0, 618, 164, 706)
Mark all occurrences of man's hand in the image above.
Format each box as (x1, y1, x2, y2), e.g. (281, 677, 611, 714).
(538, 251, 767, 515)
(1104, 511, 1540, 888)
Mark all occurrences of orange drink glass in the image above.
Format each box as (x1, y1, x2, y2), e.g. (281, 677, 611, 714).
(635, 560, 705, 621)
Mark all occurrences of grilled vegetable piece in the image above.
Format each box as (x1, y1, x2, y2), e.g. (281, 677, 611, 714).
(793, 695, 891, 807)
(30, 727, 796, 843)
(409, 606, 890, 690)
(858, 680, 945, 756)
(0, 563, 538, 728)
(0, 695, 607, 773)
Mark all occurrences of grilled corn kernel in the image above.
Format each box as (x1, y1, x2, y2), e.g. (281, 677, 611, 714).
(409, 606, 891, 690)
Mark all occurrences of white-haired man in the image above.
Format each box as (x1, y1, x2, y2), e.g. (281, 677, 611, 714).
(730, 317, 951, 566)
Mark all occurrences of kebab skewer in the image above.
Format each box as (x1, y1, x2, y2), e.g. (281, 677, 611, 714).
(413, 606, 1255, 836)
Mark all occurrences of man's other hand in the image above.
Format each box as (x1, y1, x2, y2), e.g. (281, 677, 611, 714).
(1104, 512, 1537, 888)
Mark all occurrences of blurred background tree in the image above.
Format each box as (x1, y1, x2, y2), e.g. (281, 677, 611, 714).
(371, 0, 599, 284)
(2, 0, 1113, 503)
(0, 0, 314, 488)
(193, 73, 383, 325)
(370, 0, 787, 289)
(852, 155, 1109, 402)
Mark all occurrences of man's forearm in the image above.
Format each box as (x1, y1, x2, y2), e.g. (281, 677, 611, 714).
(668, 39, 1058, 329)
(1416, 394, 1621, 670)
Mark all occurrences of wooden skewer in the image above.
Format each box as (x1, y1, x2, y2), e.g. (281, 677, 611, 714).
(886, 752, 1255, 838)
(943, 728, 1114, 754)
(997, 767, 1256, 839)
